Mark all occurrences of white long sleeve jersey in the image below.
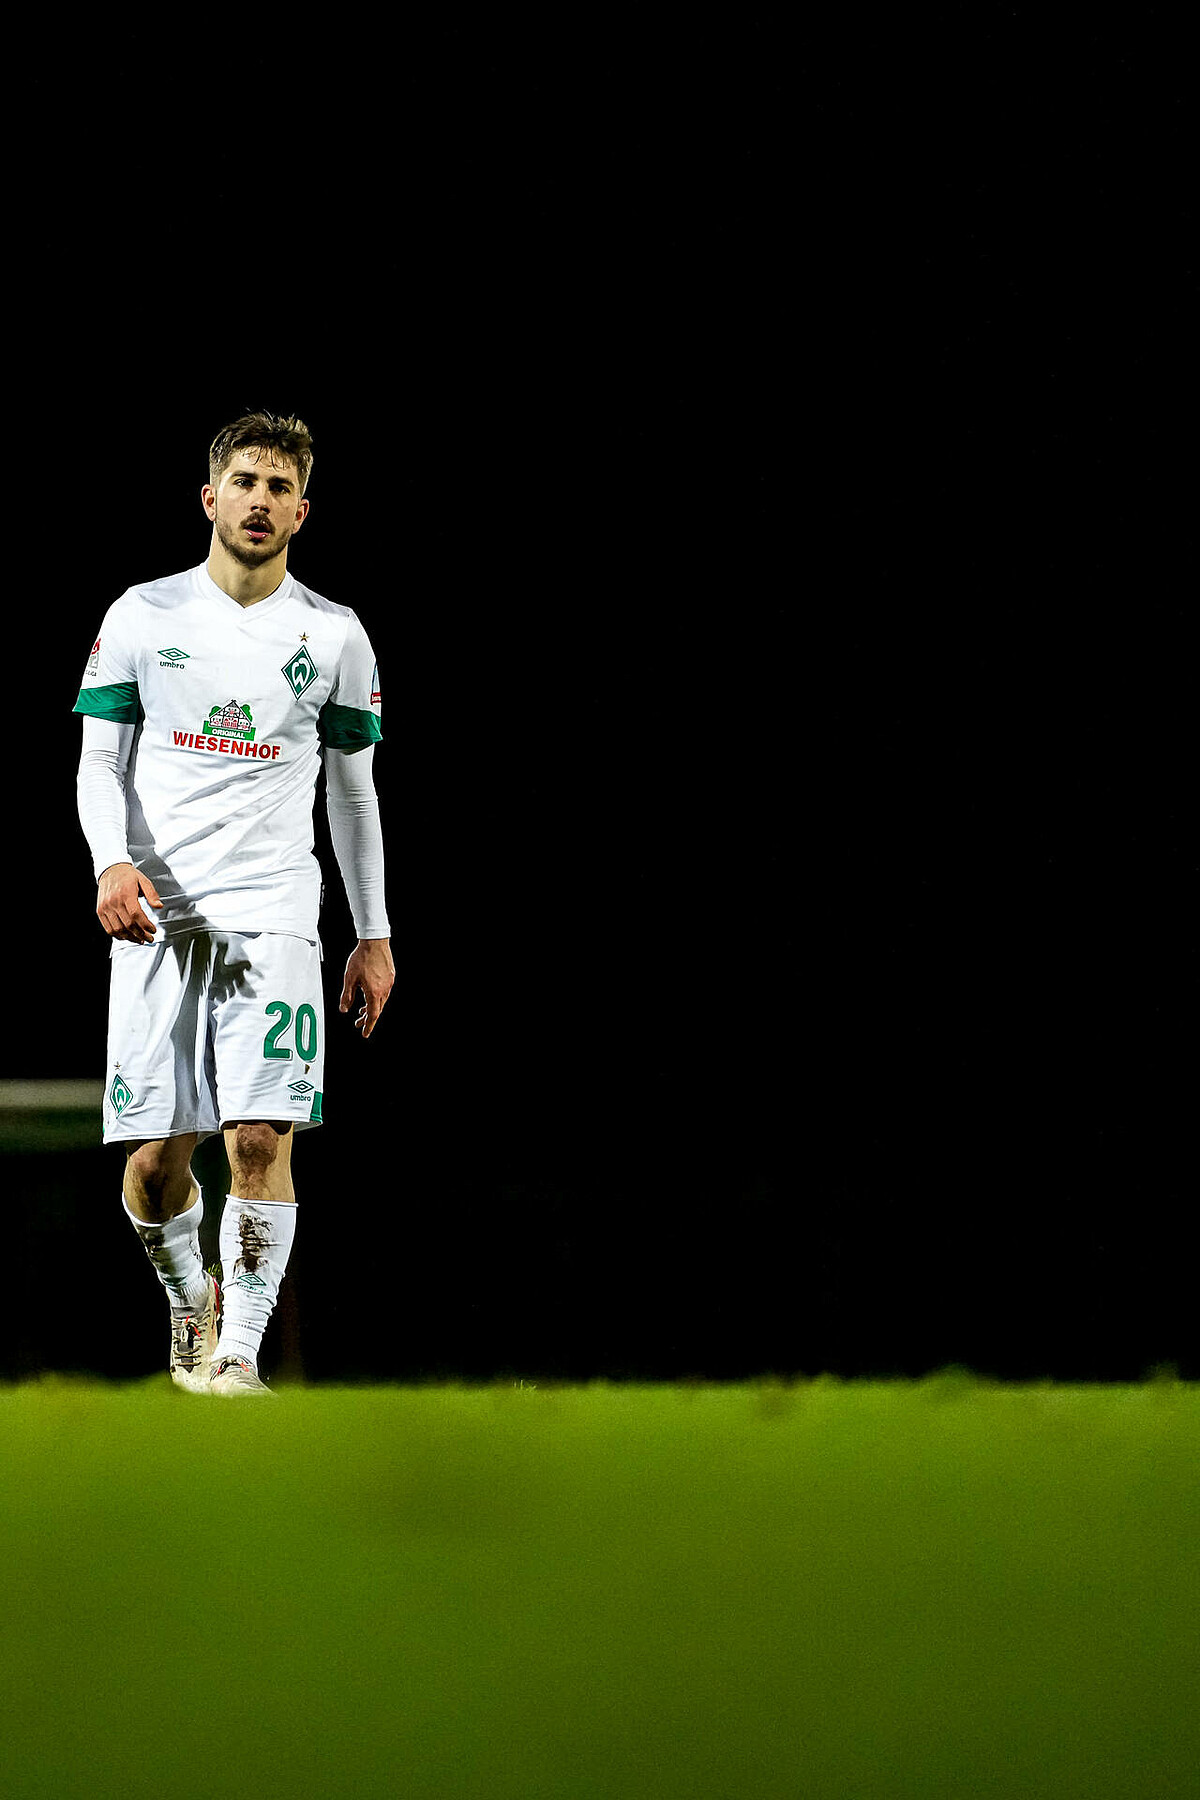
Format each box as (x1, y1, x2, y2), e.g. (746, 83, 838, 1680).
(74, 561, 389, 942)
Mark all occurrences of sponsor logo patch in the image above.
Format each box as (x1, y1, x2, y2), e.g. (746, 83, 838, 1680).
(201, 700, 255, 741)
(172, 729, 281, 759)
(87, 638, 101, 677)
(158, 646, 190, 663)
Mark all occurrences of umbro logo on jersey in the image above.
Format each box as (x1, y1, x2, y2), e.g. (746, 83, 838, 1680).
(287, 1079, 314, 1098)
(158, 646, 190, 663)
(282, 646, 319, 698)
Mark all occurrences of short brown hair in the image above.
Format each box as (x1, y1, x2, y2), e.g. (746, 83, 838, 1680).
(209, 410, 314, 495)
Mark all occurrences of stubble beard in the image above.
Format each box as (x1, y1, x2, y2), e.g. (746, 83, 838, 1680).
(214, 508, 292, 570)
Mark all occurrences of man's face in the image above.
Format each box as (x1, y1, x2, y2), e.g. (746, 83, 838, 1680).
(202, 447, 310, 569)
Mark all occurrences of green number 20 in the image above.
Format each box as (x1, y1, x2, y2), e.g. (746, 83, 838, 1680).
(263, 1000, 319, 1062)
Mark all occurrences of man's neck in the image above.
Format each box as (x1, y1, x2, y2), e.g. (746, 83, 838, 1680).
(207, 537, 290, 608)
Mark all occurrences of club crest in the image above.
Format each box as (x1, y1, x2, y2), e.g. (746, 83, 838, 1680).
(282, 647, 319, 698)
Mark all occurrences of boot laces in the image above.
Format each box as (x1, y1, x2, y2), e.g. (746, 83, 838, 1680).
(171, 1311, 203, 1370)
(170, 1281, 215, 1371)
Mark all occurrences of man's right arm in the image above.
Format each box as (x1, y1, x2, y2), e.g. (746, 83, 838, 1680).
(77, 716, 161, 943)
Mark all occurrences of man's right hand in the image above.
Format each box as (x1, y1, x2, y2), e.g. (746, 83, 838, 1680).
(97, 863, 163, 944)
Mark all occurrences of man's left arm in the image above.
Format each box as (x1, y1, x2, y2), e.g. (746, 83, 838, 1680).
(325, 744, 394, 1038)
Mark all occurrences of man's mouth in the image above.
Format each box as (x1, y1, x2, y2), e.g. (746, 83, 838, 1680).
(244, 520, 272, 543)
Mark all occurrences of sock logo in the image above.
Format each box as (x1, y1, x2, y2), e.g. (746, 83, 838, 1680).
(234, 1210, 271, 1290)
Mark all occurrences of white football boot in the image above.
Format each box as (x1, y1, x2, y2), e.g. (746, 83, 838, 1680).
(209, 1355, 275, 1397)
(169, 1275, 220, 1393)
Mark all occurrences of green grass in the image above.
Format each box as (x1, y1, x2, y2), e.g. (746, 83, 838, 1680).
(2, 1376, 1199, 1799)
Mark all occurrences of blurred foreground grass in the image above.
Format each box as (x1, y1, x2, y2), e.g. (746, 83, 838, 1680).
(2, 1376, 1199, 1800)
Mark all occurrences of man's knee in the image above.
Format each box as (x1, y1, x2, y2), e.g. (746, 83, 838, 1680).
(124, 1137, 196, 1216)
(227, 1121, 292, 1180)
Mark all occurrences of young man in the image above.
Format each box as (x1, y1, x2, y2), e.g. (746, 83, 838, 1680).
(74, 411, 393, 1395)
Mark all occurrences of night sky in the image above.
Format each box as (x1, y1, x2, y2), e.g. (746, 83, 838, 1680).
(5, 16, 1191, 1380)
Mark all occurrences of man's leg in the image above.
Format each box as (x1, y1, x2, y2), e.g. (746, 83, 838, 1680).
(123, 1135, 206, 1300)
(226, 1120, 295, 1206)
(123, 1134, 199, 1223)
(121, 1134, 219, 1389)
(206, 930, 321, 1390)
(210, 1122, 297, 1387)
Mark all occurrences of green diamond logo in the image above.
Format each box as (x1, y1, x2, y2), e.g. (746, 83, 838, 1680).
(158, 647, 190, 661)
(281, 646, 319, 698)
(288, 1079, 314, 1096)
(109, 1073, 134, 1116)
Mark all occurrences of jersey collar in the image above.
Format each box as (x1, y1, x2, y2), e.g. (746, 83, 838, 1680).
(193, 561, 296, 616)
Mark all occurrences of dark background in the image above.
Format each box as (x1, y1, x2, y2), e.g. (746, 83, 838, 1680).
(4, 14, 1192, 1381)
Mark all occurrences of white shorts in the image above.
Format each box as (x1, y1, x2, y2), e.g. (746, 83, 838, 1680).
(103, 929, 325, 1144)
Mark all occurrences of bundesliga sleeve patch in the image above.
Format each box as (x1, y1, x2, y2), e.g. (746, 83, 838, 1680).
(371, 662, 381, 706)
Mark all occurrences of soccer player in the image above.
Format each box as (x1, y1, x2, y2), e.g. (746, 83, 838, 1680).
(73, 411, 393, 1395)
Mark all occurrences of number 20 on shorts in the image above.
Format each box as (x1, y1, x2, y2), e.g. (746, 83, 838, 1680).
(262, 1000, 319, 1061)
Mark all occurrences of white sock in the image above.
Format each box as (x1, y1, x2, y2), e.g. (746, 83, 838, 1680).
(124, 1192, 210, 1313)
(214, 1197, 297, 1369)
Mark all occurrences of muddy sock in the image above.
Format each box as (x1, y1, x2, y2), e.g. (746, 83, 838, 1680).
(125, 1192, 210, 1313)
(213, 1197, 297, 1370)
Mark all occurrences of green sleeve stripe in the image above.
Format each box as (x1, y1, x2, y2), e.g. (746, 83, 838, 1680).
(73, 682, 140, 723)
(319, 702, 382, 751)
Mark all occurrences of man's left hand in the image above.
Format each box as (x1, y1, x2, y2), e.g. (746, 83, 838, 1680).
(340, 939, 395, 1040)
